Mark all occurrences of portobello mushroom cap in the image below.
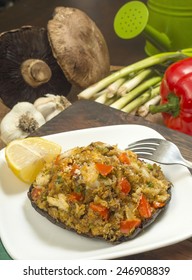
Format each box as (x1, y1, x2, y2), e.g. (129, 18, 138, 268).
(0, 26, 71, 108)
(47, 7, 110, 89)
(27, 185, 171, 244)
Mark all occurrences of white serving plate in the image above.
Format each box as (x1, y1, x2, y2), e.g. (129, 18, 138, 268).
(0, 124, 192, 259)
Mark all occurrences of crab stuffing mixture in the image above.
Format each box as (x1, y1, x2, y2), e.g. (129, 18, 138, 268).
(28, 141, 171, 243)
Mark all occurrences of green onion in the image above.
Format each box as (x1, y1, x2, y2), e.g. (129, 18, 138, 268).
(121, 85, 160, 113)
(78, 50, 190, 100)
(110, 76, 161, 110)
(117, 69, 152, 96)
(92, 89, 108, 99)
(94, 91, 108, 104)
(106, 77, 128, 98)
(137, 95, 161, 117)
(77, 48, 192, 118)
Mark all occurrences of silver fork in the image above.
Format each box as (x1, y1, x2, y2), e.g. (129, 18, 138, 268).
(127, 138, 192, 170)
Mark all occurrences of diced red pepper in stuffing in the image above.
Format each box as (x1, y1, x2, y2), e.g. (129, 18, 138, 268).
(120, 219, 141, 233)
(68, 192, 83, 202)
(54, 154, 60, 165)
(119, 152, 130, 164)
(31, 187, 42, 201)
(89, 202, 109, 220)
(138, 194, 152, 218)
(95, 163, 113, 176)
(118, 177, 131, 194)
(152, 201, 165, 209)
(70, 164, 80, 176)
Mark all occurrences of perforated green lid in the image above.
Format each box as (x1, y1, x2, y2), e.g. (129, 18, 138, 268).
(114, 1, 149, 39)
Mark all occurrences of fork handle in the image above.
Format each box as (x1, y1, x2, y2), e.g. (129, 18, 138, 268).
(180, 157, 192, 170)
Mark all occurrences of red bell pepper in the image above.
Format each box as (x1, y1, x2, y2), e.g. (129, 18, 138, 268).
(68, 192, 83, 202)
(118, 177, 131, 195)
(150, 57, 192, 135)
(118, 152, 130, 164)
(95, 163, 113, 176)
(31, 187, 42, 201)
(138, 194, 152, 219)
(89, 202, 109, 220)
(120, 218, 141, 234)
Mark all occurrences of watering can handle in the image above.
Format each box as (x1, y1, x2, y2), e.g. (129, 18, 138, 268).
(143, 25, 171, 52)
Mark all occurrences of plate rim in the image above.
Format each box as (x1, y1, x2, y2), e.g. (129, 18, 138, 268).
(0, 124, 192, 260)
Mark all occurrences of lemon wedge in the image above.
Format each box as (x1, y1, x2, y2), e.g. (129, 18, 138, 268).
(5, 137, 62, 184)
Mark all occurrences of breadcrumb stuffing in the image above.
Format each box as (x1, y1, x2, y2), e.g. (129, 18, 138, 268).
(29, 141, 171, 243)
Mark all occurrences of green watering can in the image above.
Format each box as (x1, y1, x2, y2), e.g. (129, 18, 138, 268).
(114, 0, 192, 55)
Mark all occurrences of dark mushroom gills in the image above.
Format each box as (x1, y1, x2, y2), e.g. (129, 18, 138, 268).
(0, 26, 71, 108)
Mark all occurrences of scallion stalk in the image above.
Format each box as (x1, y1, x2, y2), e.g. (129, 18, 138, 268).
(106, 77, 128, 98)
(137, 95, 161, 117)
(94, 91, 108, 104)
(121, 85, 160, 113)
(110, 76, 161, 110)
(117, 69, 152, 96)
(95, 91, 118, 105)
(92, 89, 108, 99)
(78, 50, 190, 100)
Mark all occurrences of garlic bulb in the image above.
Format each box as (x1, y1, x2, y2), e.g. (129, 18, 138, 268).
(0, 102, 45, 144)
(34, 94, 71, 121)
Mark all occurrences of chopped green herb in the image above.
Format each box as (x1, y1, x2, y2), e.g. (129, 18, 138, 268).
(147, 181, 154, 188)
(147, 163, 153, 170)
(56, 175, 63, 184)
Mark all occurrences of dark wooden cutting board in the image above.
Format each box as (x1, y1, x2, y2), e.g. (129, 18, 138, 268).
(32, 100, 192, 162)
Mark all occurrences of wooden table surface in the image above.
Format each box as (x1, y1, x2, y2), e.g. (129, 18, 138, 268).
(0, 0, 191, 260)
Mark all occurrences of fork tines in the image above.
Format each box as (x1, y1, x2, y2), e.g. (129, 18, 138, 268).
(127, 138, 162, 155)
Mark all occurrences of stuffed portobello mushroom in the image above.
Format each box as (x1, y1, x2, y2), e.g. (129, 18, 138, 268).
(28, 141, 172, 244)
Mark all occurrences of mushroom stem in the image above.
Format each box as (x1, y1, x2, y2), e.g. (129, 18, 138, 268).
(21, 59, 52, 87)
